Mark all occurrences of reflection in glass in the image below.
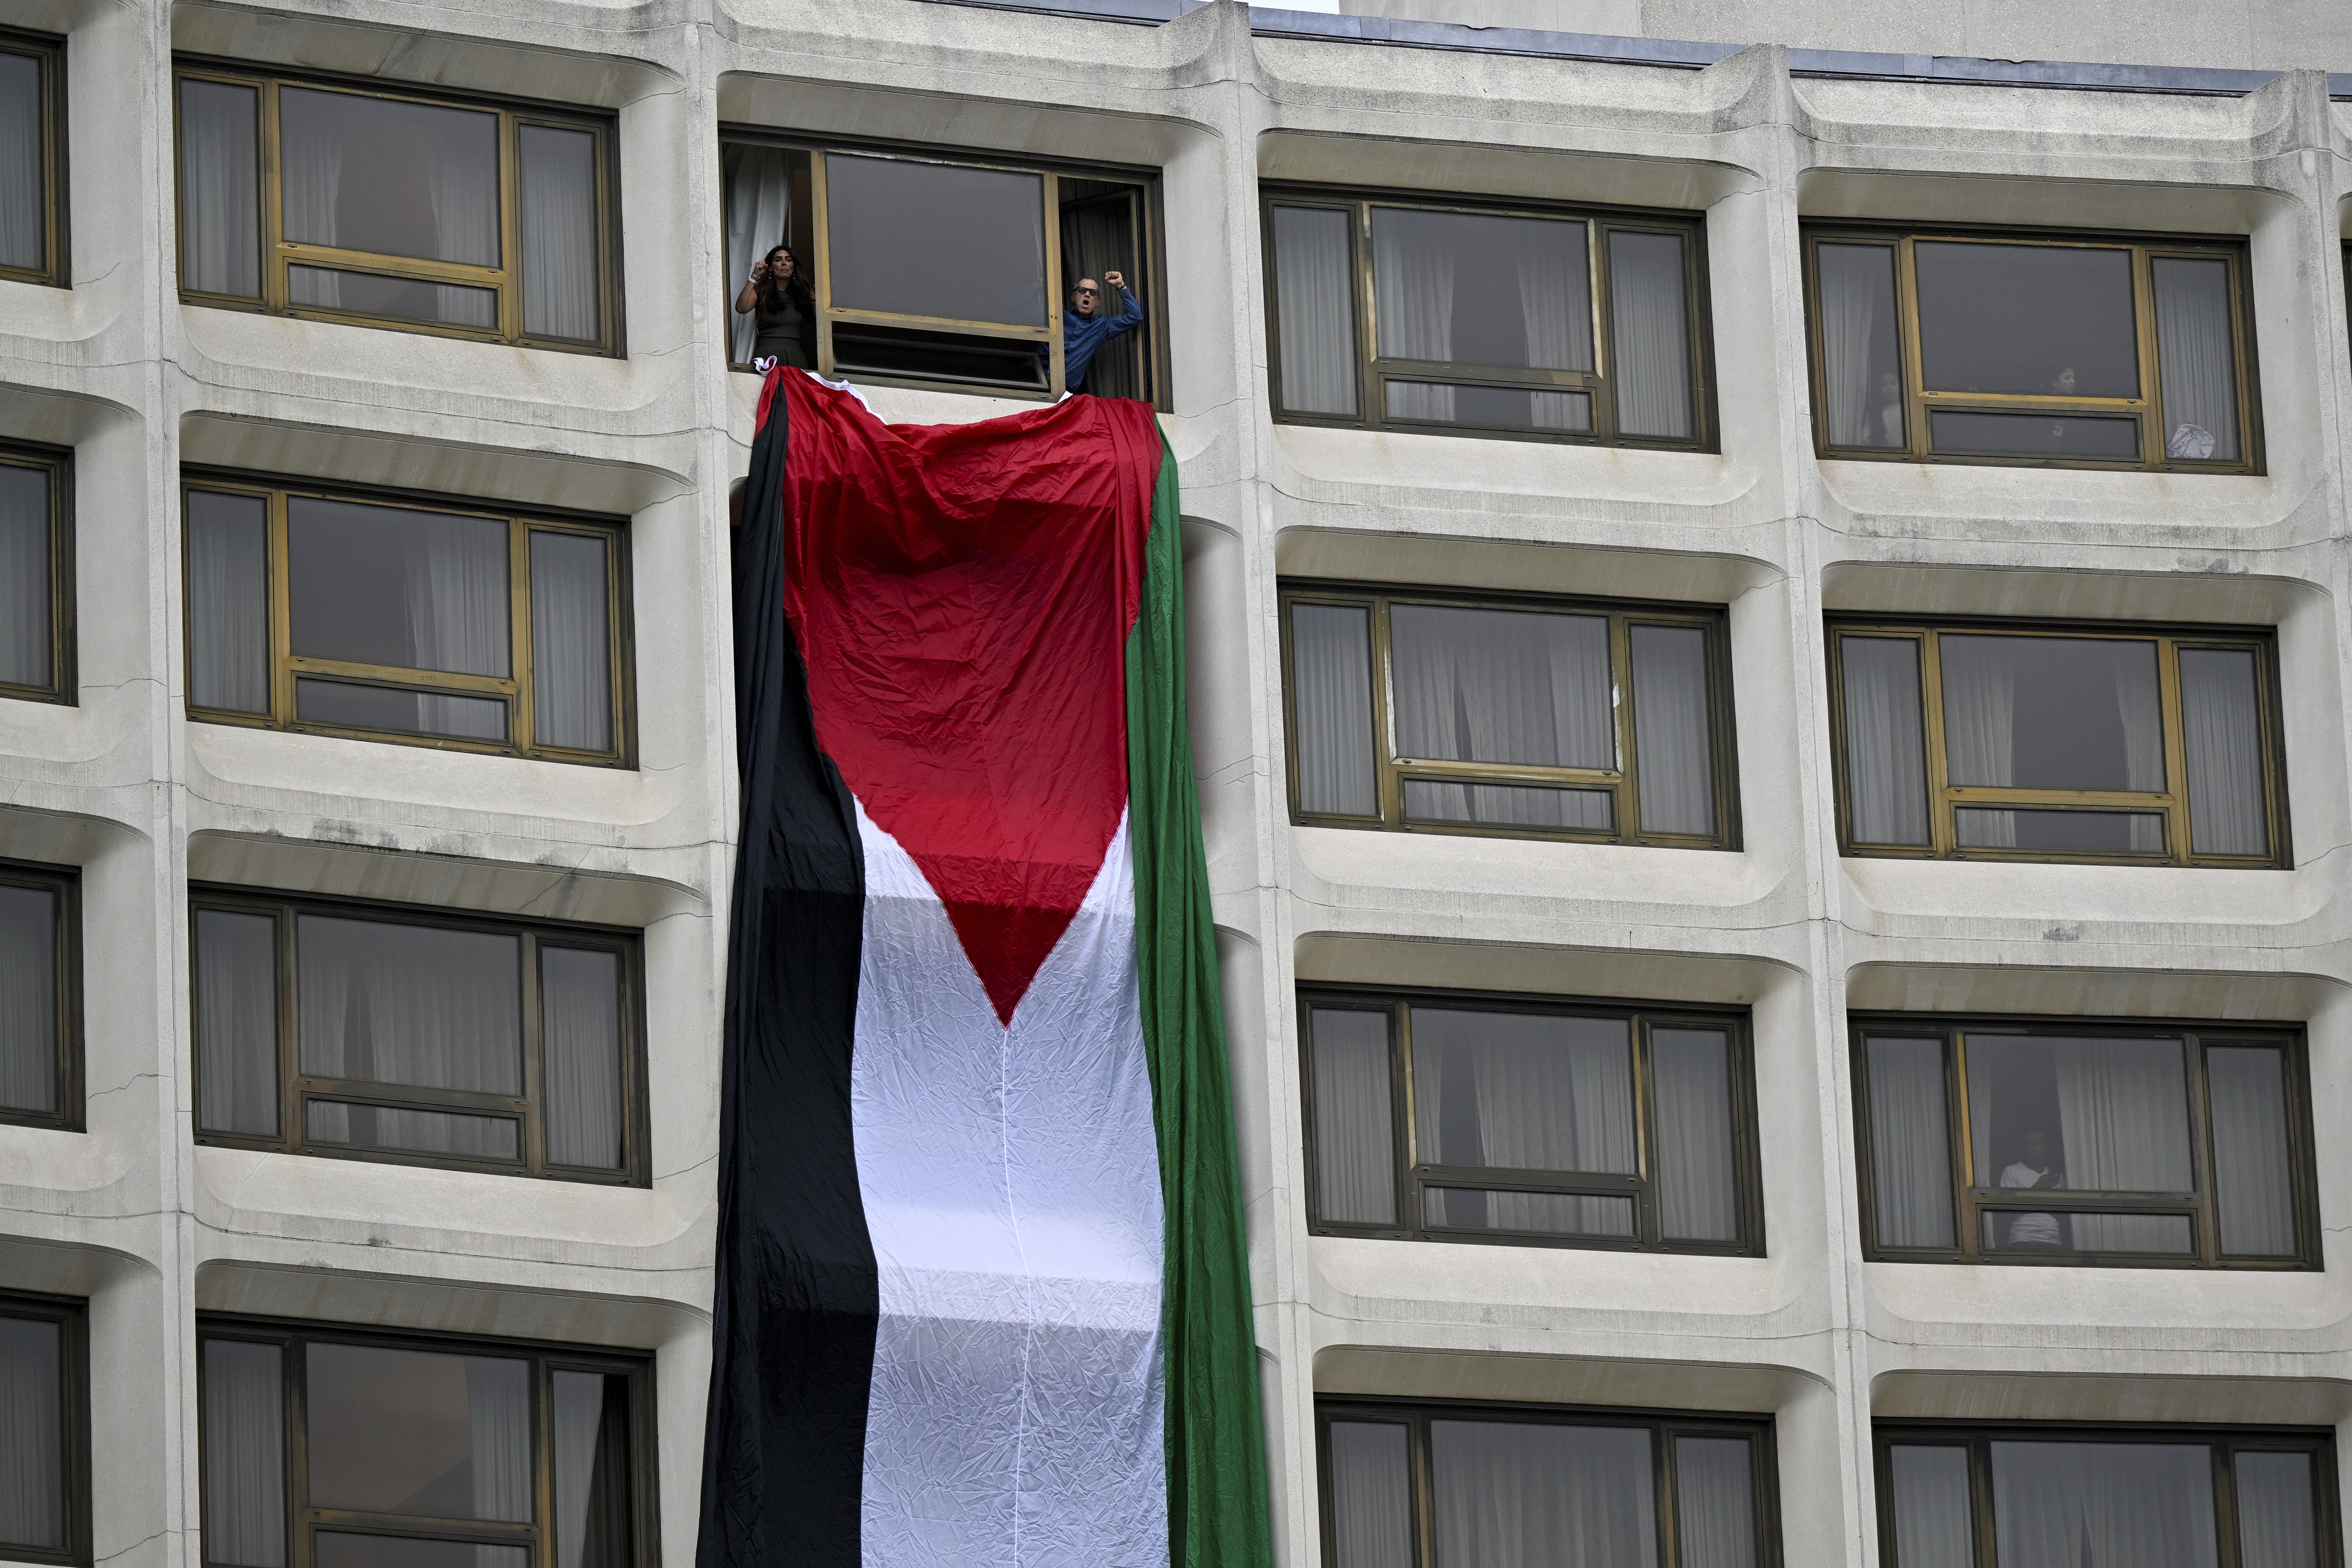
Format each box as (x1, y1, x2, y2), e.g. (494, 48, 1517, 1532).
(1289, 603, 1377, 817)
(1989, 1442, 2218, 1568)
(186, 489, 270, 714)
(2153, 257, 2240, 462)
(1816, 244, 1903, 448)
(1864, 1037, 1955, 1249)
(0, 462, 51, 690)
(0, 883, 57, 1115)
(1311, 1009, 1396, 1227)
(826, 155, 1044, 326)
(305, 1343, 531, 1520)
(1954, 808, 2165, 854)
(1886, 1445, 1974, 1568)
(1382, 381, 1590, 433)
(1326, 1422, 1412, 1568)
(1965, 1033, 2193, 1255)
(1839, 637, 1929, 845)
(0, 52, 43, 273)
(287, 265, 498, 329)
(1390, 605, 1612, 770)
(289, 498, 510, 677)
(1928, 409, 2140, 458)
(1424, 1186, 1634, 1236)
(1272, 206, 1359, 417)
(296, 679, 508, 742)
(1401, 779, 1612, 831)
(1914, 241, 2138, 397)
(0, 1313, 63, 1551)
(1430, 1419, 1656, 1568)
(1940, 635, 2162, 793)
(279, 89, 499, 266)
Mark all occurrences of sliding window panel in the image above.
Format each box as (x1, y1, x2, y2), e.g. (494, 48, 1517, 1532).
(1834, 635, 1929, 847)
(518, 124, 603, 343)
(0, 864, 77, 1133)
(178, 77, 261, 299)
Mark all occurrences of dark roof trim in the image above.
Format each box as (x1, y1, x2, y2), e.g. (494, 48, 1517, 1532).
(1247, 7, 1736, 68)
(1789, 47, 2277, 96)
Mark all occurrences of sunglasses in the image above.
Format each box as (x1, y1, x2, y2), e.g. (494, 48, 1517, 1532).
(1073, 287, 1099, 297)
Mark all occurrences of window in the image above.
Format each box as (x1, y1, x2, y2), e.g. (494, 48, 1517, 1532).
(0, 29, 67, 288)
(1804, 226, 2259, 471)
(1263, 188, 1712, 448)
(0, 1293, 87, 1567)
(1321, 1400, 1778, 1568)
(1828, 619, 2285, 867)
(181, 477, 631, 764)
(0, 443, 72, 704)
(1875, 1425, 2335, 1568)
(191, 891, 645, 1183)
(1284, 584, 1738, 846)
(1853, 1017, 2317, 1268)
(718, 132, 1166, 400)
(174, 63, 617, 352)
(0, 860, 78, 1133)
(198, 1320, 649, 1568)
(1302, 990, 1762, 1255)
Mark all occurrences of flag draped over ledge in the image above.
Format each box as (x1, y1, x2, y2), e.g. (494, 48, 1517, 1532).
(700, 370, 1272, 1568)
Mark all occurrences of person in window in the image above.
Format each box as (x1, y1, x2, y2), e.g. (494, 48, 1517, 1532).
(2042, 364, 2079, 451)
(1876, 369, 1904, 447)
(1999, 1127, 2066, 1249)
(1057, 269, 1143, 394)
(733, 245, 815, 371)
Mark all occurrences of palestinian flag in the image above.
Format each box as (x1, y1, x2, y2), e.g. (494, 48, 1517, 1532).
(697, 370, 1272, 1568)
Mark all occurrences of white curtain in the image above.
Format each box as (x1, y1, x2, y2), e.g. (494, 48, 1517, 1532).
(1372, 209, 1456, 422)
(521, 126, 600, 342)
(1840, 637, 1930, 846)
(178, 80, 260, 298)
(1273, 206, 1359, 416)
(1675, 1437, 1756, 1568)
(427, 113, 500, 328)
(200, 1338, 286, 1568)
(2153, 257, 2239, 462)
(1865, 1037, 1955, 1249)
(279, 95, 343, 308)
(464, 1355, 532, 1531)
(1989, 1442, 2219, 1568)
(542, 946, 624, 1169)
(1327, 1422, 1412, 1568)
(1886, 1445, 1975, 1568)
(2234, 1451, 2319, 1568)
(529, 532, 612, 752)
(195, 909, 280, 1137)
(0, 52, 40, 273)
(2207, 1046, 2296, 1257)
(722, 144, 792, 366)
(186, 489, 270, 714)
(1412, 1009, 1634, 1235)
(1652, 1028, 1738, 1241)
(1816, 244, 1901, 448)
(2180, 648, 2267, 856)
(1390, 605, 1613, 769)
(551, 1372, 628, 1568)
(1401, 779, 1612, 833)
(1516, 218, 1593, 373)
(0, 1314, 62, 1550)
(2054, 1037, 2194, 1253)
(0, 463, 51, 690)
(0, 884, 54, 1116)
(2116, 643, 2167, 853)
(1312, 1009, 1396, 1226)
(1630, 624, 1716, 837)
(1609, 230, 1692, 439)
(1289, 603, 1378, 817)
(1430, 1419, 1657, 1568)
(1940, 635, 2018, 846)
(402, 509, 511, 738)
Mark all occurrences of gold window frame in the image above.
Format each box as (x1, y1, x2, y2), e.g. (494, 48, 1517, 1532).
(0, 28, 69, 289)
(717, 128, 1171, 405)
(0, 440, 74, 706)
(190, 888, 651, 1186)
(1803, 224, 2263, 473)
(1300, 986, 1767, 1257)
(1261, 184, 1718, 450)
(1826, 617, 2289, 868)
(0, 858, 81, 1135)
(0, 1290, 90, 1568)
(172, 60, 623, 355)
(1850, 1015, 2322, 1271)
(180, 475, 635, 767)
(1282, 581, 1742, 849)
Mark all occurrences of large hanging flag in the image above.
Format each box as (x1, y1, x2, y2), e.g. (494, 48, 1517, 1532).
(698, 370, 1272, 1568)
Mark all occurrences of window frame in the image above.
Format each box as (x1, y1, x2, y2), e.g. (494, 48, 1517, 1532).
(1825, 615, 2290, 868)
(1318, 1396, 1782, 1568)
(0, 439, 75, 706)
(1282, 580, 1742, 849)
(180, 471, 635, 766)
(715, 125, 1171, 405)
(1262, 182, 1718, 450)
(1872, 1421, 2341, 1568)
(0, 27, 69, 290)
(189, 886, 651, 1186)
(1850, 1013, 2322, 1270)
(170, 57, 625, 355)
(1802, 223, 2263, 473)
(1301, 984, 1766, 1257)
(0, 857, 81, 1133)
(196, 1315, 658, 1568)
(0, 1290, 90, 1568)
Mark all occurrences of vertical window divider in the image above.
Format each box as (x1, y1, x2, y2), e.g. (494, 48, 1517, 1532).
(273, 903, 299, 1147)
(2208, 1441, 2243, 1568)
(495, 107, 522, 344)
(530, 1361, 559, 1562)
(1609, 611, 1640, 835)
(2156, 634, 2192, 857)
(1391, 1000, 1417, 1228)
(2189, 1035, 2224, 1268)
(1354, 202, 1380, 435)
(508, 518, 534, 751)
(1042, 171, 1065, 400)
(1652, 1422, 1681, 1568)
(1892, 234, 1929, 461)
(285, 1333, 314, 1568)
(1915, 628, 1956, 856)
(2131, 244, 2163, 466)
(1369, 599, 1403, 828)
(258, 78, 286, 314)
(1631, 1015, 1659, 1247)
(265, 488, 293, 727)
(810, 151, 835, 379)
(1590, 220, 1619, 444)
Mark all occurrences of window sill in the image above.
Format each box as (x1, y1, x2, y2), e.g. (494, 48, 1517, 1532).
(1291, 824, 1764, 911)
(1273, 420, 1748, 507)
(1865, 1253, 2340, 1334)
(1310, 1232, 1782, 1323)
(1838, 851, 2319, 930)
(1816, 453, 2280, 529)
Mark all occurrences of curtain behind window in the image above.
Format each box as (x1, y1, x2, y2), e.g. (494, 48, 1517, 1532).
(521, 126, 600, 342)
(0, 1313, 62, 1550)
(0, 53, 41, 273)
(1989, 1442, 2219, 1568)
(1390, 605, 1612, 770)
(550, 1372, 632, 1568)
(1630, 623, 1715, 836)
(2053, 1038, 2192, 1252)
(1372, 209, 1457, 422)
(1311, 1008, 1396, 1226)
(542, 947, 623, 1169)
(187, 489, 270, 714)
(2179, 648, 2267, 856)
(1060, 193, 1144, 400)
(1326, 1422, 1412, 1568)
(1412, 1009, 1634, 1235)
(1816, 244, 1902, 448)
(1272, 206, 1358, 417)
(178, 80, 261, 298)
(2206, 1046, 2296, 1256)
(721, 144, 791, 365)
(466, 1356, 532, 1535)
(404, 511, 509, 736)
(1289, 603, 1378, 817)
(2153, 257, 2239, 462)
(1652, 1028, 1738, 1241)
(529, 532, 612, 753)
(1429, 1419, 1657, 1568)
(1886, 1445, 1974, 1568)
(201, 1338, 286, 1568)
(195, 909, 280, 1137)
(428, 113, 500, 326)
(1675, 1437, 1756, 1568)
(0, 463, 50, 690)
(2234, 1451, 2319, 1568)
(1840, 637, 1929, 845)
(1864, 1037, 1955, 1249)
(1608, 230, 1692, 439)
(0, 885, 56, 1115)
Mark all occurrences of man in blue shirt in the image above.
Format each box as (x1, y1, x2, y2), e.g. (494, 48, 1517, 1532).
(1055, 269, 1144, 393)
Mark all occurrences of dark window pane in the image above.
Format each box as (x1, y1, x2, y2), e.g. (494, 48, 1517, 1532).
(1840, 637, 1929, 845)
(1410, 1008, 1635, 1175)
(296, 915, 521, 1095)
(0, 52, 40, 273)
(1816, 244, 1903, 448)
(1928, 409, 2140, 458)
(1429, 1419, 1657, 1568)
(279, 89, 499, 266)
(542, 947, 624, 1170)
(287, 265, 497, 330)
(295, 679, 508, 742)
(825, 155, 1044, 327)
(1272, 206, 1358, 417)
(0, 883, 57, 1115)
(202, 1338, 286, 1568)
(306, 1101, 521, 1161)
(1982, 1209, 2193, 1254)
(179, 79, 260, 298)
(1369, 208, 1592, 371)
(2179, 648, 2267, 856)
(2235, 1451, 2319, 1568)
(1954, 808, 2165, 853)
(1402, 779, 1613, 831)
(2153, 257, 2240, 462)
(827, 323, 1045, 390)
(1289, 604, 1377, 818)
(519, 125, 600, 342)
(1675, 1436, 1757, 1568)
(1939, 635, 2162, 793)
(1914, 241, 2138, 397)
(1390, 605, 1613, 769)
(187, 490, 271, 714)
(0, 462, 52, 690)
(1865, 1037, 1954, 1249)
(550, 1371, 632, 1568)
(195, 909, 279, 1137)
(1886, 1445, 1974, 1568)
(0, 1313, 63, 1550)
(305, 1343, 531, 1520)
(1652, 1027, 1738, 1241)
(529, 532, 613, 753)
(2207, 1046, 2296, 1256)
(1326, 1422, 1412, 1568)
(1630, 623, 1715, 837)
(316, 1536, 525, 1568)
(1382, 381, 1591, 433)
(1424, 1186, 1635, 1237)
(1989, 1442, 2218, 1568)
(1609, 229, 1693, 439)
(288, 498, 510, 678)
(1966, 1034, 2192, 1254)
(1311, 1008, 1395, 1227)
